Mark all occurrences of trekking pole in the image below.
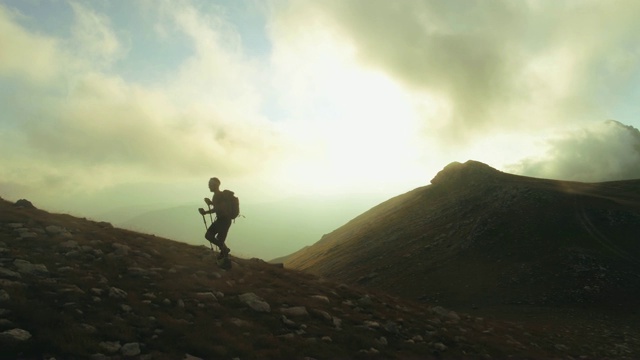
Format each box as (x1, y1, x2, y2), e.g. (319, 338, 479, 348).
(201, 213, 213, 251)
(207, 203, 220, 253)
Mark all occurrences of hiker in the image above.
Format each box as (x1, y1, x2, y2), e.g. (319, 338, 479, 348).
(198, 177, 238, 259)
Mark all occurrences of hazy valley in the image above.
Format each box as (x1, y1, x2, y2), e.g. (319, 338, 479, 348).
(97, 195, 382, 261)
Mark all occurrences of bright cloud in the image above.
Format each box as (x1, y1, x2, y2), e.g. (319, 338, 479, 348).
(508, 120, 640, 182)
(304, 0, 640, 145)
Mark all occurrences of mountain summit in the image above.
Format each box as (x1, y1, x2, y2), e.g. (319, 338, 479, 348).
(430, 160, 505, 186)
(285, 160, 640, 312)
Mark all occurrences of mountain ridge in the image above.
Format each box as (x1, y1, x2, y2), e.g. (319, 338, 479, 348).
(284, 160, 640, 312)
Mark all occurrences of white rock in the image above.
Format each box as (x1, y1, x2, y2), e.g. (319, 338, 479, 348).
(0, 267, 21, 279)
(13, 259, 49, 276)
(431, 306, 460, 321)
(238, 292, 270, 313)
(310, 295, 330, 303)
(2, 328, 32, 341)
(108, 287, 128, 299)
(196, 292, 218, 301)
(121, 342, 141, 356)
(433, 342, 448, 351)
(280, 306, 308, 317)
(99, 341, 121, 354)
(183, 354, 203, 360)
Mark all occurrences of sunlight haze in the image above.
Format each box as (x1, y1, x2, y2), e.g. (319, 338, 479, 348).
(2, 0, 640, 259)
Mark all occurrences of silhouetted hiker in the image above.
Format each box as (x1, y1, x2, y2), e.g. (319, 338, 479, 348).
(198, 177, 239, 260)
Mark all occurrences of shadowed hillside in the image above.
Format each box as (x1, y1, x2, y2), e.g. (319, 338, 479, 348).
(2, 197, 639, 358)
(284, 161, 640, 313)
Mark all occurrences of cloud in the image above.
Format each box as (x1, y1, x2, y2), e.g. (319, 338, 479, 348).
(69, 1, 124, 68)
(507, 120, 640, 182)
(0, 5, 62, 83)
(292, 0, 640, 146)
(0, 1, 286, 200)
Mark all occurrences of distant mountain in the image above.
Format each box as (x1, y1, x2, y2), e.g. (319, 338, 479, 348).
(285, 160, 640, 311)
(7, 198, 639, 358)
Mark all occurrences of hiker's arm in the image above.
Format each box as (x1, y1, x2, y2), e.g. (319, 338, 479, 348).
(198, 207, 216, 215)
(199, 197, 215, 215)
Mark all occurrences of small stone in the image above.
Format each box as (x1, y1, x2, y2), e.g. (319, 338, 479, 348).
(45, 225, 65, 235)
(433, 342, 448, 351)
(121, 342, 141, 356)
(0, 268, 20, 281)
(13, 260, 49, 276)
(280, 306, 308, 317)
(238, 293, 270, 313)
(310, 295, 330, 303)
(1, 328, 32, 341)
(196, 292, 217, 301)
(108, 287, 127, 299)
(99, 341, 121, 354)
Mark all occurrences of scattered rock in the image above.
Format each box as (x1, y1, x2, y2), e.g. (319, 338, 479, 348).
(431, 306, 460, 322)
(99, 341, 121, 354)
(45, 225, 65, 235)
(1, 328, 32, 341)
(196, 292, 218, 301)
(310, 295, 330, 304)
(13, 260, 49, 276)
(121, 342, 141, 356)
(280, 306, 308, 317)
(0, 268, 21, 280)
(238, 292, 271, 313)
(108, 287, 128, 299)
(433, 342, 448, 351)
(183, 354, 203, 360)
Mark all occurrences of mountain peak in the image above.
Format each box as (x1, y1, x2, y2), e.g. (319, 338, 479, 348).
(430, 160, 502, 185)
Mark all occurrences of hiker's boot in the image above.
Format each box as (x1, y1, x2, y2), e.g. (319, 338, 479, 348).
(221, 246, 231, 258)
(217, 246, 229, 259)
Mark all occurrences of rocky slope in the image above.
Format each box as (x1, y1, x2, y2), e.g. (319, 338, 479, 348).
(2, 197, 638, 358)
(285, 160, 640, 309)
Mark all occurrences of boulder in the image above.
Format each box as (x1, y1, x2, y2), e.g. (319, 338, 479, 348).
(14, 199, 35, 209)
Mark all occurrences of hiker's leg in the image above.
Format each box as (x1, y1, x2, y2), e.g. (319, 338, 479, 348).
(205, 223, 222, 247)
(217, 218, 232, 254)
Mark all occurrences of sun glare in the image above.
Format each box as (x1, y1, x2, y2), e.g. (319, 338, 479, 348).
(275, 64, 432, 196)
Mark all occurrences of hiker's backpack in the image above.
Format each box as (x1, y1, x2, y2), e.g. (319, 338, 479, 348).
(217, 190, 240, 220)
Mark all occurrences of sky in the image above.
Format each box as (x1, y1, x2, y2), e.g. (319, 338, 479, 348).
(2, 1, 640, 232)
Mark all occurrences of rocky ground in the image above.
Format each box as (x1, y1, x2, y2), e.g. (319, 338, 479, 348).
(1, 198, 639, 359)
